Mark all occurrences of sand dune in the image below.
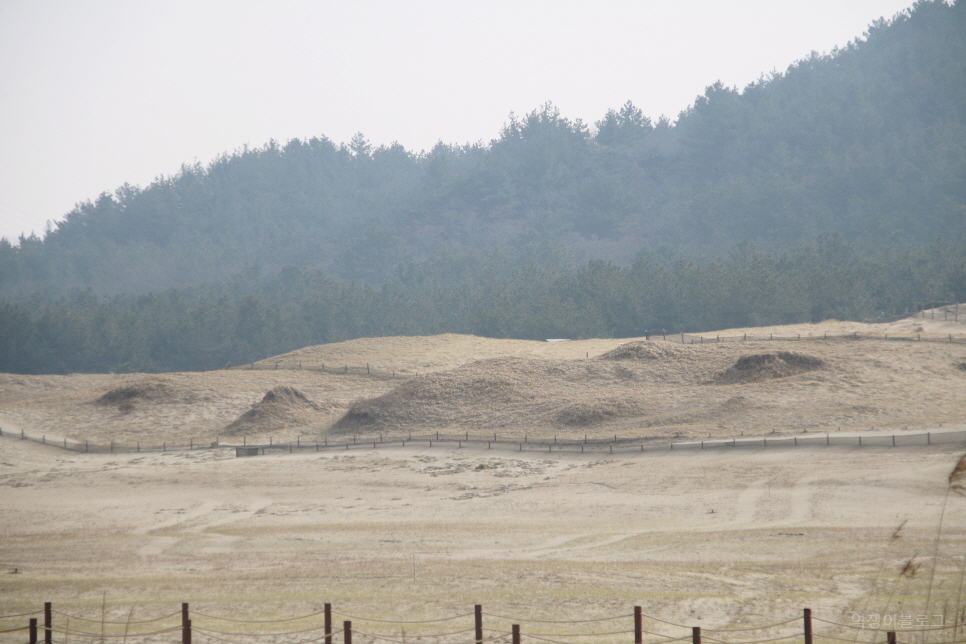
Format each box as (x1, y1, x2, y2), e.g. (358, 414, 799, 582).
(1, 311, 966, 639)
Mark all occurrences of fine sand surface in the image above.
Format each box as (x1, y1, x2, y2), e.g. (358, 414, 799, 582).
(1, 312, 966, 643)
(1, 438, 966, 644)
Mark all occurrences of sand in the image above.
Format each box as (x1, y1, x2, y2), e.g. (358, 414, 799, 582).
(1, 310, 966, 644)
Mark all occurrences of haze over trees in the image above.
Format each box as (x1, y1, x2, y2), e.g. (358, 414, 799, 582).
(1, 0, 964, 374)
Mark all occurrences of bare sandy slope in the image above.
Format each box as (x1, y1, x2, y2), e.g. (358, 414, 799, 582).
(0, 310, 963, 446)
(1, 437, 965, 644)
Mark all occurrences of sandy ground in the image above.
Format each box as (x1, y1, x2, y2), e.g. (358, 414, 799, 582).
(1, 311, 966, 643)
(1, 438, 965, 644)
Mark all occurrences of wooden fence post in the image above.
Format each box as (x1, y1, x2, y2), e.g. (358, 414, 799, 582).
(693, 626, 701, 644)
(344, 621, 352, 644)
(512, 624, 520, 644)
(182, 603, 190, 644)
(324, 603, 332, 644)
(635, 606, 642, 644)
(804, 608, 812, 644)
(887, 632, 896, 644)
(30, 618, 37, 644)
(475, 604, 483, 644)
(44, 602, 51, 644)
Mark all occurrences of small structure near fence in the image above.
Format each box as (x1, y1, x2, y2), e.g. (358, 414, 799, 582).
(0, 602, 954, 644)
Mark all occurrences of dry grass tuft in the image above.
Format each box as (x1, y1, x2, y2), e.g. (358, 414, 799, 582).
(223, 386, 328, 435)
(892, 519, 908, 542)
(96, 381, 175, 405)
(949, 455, 966, 495)
(334, 360, 531, 432)
(555, 399, 639, 426)
(714, 352, 826, 384)
(901, 556, 922, 578)
(599, 341, 687, 361)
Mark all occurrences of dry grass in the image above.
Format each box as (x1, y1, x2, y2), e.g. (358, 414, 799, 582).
(334, 338, 964, 440)
(223, 386, 334, 435)
(713, 352, 827, 384)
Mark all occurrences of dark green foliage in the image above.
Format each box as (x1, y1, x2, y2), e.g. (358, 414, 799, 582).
(2, 2, 965, 374)
(1, 237, 963, 375)
(2, 1, 964, 297)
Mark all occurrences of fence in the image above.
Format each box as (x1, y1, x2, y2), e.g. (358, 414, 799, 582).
(224, 428, 966, 457)
(2, 602, 962, 644)
(237, 360, 406, 379)
(863, 302, 962, 325)
(652, 331, 966, 346)
(2, 424, 964, 458)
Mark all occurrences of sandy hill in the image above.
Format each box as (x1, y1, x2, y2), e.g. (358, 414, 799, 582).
(334, 339, 965, 439)
(0, 308, 963, 446)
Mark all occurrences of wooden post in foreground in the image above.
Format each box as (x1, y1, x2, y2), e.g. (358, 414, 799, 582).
(635, 606, 642, 644)
(804, 608, 812, 644)
(344, 621, 352, 644)
(29, 618, 37, 644)
(182, 603, 190, 644)
(324, 604, 332, 644)
(512, 624, 520, 644)
(475, 605, 483, 644)
(888, 632, 896, 644)
(44, 602, 51, 644)
(693, 626, 701, 644)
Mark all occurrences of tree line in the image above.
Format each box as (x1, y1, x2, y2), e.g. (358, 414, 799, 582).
(1, 236, 963, 374)
(0, 0, 963, 298)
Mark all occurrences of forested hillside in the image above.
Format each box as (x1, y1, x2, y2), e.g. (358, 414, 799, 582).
(1, 0, 965, 374)
(2, 237, 964, 374)
(2, 0, 964, 297)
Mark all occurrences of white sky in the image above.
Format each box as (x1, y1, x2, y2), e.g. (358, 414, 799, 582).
(0, 0, 916, 244)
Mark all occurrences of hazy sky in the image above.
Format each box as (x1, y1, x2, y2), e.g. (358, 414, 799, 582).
(0, 0, 917, 243)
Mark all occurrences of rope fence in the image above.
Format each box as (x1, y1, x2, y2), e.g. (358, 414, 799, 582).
(3, 604, 962, 644)
(3, 423, 963, 459)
